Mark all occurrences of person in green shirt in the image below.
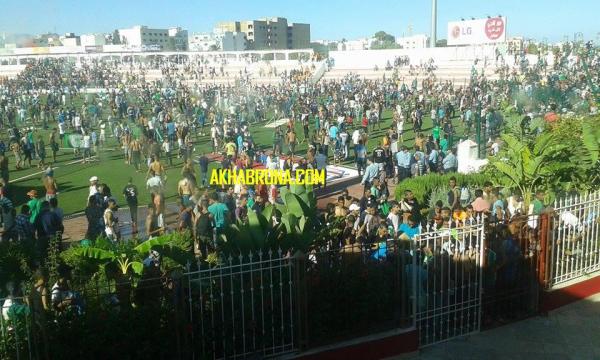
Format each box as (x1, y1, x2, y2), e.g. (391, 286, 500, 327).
(439, 134, 449, 153)
(432, 125, 441, 143)
(207, 192, 229, 233)
(529, 190, 546, 216)
(26, 189, 41, 224)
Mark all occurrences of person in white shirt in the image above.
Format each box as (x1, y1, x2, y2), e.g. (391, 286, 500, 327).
(82, 133, 91, 163)
(352, 129, 361, 146)
(89, 176, 100, 201)
(58, 121, 66, 140)
(146, 171, 164, 194)
(339, 130, 349, 159)
(99, 121, 106, 146)
(73, 114, 82, 132)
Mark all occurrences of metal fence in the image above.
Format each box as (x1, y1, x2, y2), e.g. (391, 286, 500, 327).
(413, 218, 485, 347)
(548, 191, 600, 287)
(5, 192, 600, 357)
(184, 250, 297, 360)
(301, 240, 416, 348)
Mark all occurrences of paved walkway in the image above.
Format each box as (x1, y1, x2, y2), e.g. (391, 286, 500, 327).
(418, 293, 600, 360)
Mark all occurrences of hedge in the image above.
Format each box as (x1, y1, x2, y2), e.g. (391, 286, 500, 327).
(394, 172, 491, 205)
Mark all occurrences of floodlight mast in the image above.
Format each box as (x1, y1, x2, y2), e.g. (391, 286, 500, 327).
(431, 0, 437, 48)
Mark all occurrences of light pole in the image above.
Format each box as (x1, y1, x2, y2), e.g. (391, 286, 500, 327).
(431, 0, 437, 48)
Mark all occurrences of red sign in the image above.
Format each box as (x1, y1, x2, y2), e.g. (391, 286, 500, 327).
(485, 17, 505, 40)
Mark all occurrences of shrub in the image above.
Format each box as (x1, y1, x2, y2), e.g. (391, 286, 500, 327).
(394, 173, 490, 206)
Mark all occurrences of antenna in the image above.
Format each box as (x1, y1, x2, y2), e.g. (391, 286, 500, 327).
(431, 0, 437, 48)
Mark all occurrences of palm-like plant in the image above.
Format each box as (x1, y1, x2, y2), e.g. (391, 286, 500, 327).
(74, 233, 194, 276)
(489, 132, 572, 208)
(219, 184, 321, 255)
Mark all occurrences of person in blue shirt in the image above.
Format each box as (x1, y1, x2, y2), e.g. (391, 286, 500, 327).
(166, 121, 176, 142)
(329, 124, 338, 140)
(395, 146, 412, 182)
(442, 149, 458, 173)
(399, 215, 420, 240)
(361, 159, 380, 193)
(428, 148, 439, 173)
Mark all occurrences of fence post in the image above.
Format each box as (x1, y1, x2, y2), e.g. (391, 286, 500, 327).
(538, 213, 551, 290)
(293, 250, 308, 351)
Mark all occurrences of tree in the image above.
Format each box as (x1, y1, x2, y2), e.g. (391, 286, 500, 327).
(489, 132, 571, 208)
(112, 30, 121, 45)
(371, 31, 399, 50)
(374, 31, 395, 43)
(208, 44, 220, 51)
(436, 39, 447, 47)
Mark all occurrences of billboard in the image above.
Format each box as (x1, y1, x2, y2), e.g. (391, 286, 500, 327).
(447, 17, 507, 46)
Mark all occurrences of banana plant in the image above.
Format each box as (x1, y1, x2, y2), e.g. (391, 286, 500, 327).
(75, 234, 193, 276)
(489, 132, 572, 209)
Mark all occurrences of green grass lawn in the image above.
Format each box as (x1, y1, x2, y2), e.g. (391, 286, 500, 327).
(8, 93, 514, 215)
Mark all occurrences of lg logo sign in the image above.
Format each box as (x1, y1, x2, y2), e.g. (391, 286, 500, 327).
(485, 17, 505, 40)
(452, 25, 472, 38)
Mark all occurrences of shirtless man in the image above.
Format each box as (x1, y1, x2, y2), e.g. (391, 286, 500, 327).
(122, 131, 131, 164)
(129, 138, 142, 171)
(43, 169, 58, 200)
(177, 176, 194, 207)
(49, 128, 59, 163)
(286, 129, 297, 156)
(147, 156, 165, 179)
(10, 140, 22, 170)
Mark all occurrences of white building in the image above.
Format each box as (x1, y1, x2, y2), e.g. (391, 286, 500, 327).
(216, 29, 246, 51)
(80, 34, 106, 47)
(188, 30, 246, 52)
(337, 38, 375, 51)
(395, 34, 429, 49)
(60, 33, 80, 47)
(118, 25, 188, 51)
(188, 33, 219, 52)
(168, 27, 188, 51)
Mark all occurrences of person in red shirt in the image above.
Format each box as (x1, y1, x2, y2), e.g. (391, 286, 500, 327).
(361, 115, 369, 133)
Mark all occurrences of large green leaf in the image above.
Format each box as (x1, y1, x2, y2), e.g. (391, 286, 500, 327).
(281, 213, 299, 234)
(262, 204, 275, 223)
(247, 209, 267, 249)
(284, 192, 310, 217)
(77, 247, 116, 261)
(131, 261, 144, 275)
(134, 235, 172, 254)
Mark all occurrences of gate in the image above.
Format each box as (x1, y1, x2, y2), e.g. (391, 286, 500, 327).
(481, 215, 545, 328)
(184, 250, 298, 360)
(414, 219, 485, 346)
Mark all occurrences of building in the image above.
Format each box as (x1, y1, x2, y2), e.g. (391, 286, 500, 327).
(32, 33, 61, 47)
(288, 23, 310, 49)
(395, 34, 429, 49)
(60, 33, 80, 47)
(220, 31, 247, 51)
(337, 38, 376, 51)
(188, 33, 219, 52)
(168, 27, 188, 51)
(80, 34, 106, 47)
(188, 30, 246, 52)
(117, 25, 188, 51)
(215, 17, 310, 50)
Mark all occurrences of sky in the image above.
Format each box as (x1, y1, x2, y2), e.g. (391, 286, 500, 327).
(0, 0, 598, 42)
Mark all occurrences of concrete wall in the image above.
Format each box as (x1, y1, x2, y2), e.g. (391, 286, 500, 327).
(329, 45, 501, 69)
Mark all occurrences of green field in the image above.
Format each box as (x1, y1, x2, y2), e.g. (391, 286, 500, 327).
(8, 94, 500, 215)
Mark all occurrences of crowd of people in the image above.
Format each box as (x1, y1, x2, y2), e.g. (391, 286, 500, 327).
(0, 41, 596, 262)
